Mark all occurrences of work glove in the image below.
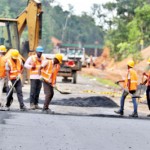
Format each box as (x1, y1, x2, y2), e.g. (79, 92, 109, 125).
(8, 80, 12, 87)
(16, 74, 21, 80)
(115, 81, 119, 85)
(53, 84, 58, 89)
(39, 76, 44, 81)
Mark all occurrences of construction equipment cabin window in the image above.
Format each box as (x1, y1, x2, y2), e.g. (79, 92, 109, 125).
(0, 21, 20, 51)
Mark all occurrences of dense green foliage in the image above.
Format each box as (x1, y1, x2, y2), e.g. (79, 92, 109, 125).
(0, 0, 150, 59)
(0, 0, 104, 52)
(100, 0, 150, 60)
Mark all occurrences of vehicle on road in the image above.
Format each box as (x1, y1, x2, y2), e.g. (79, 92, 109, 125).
(57, 48, 83, 84)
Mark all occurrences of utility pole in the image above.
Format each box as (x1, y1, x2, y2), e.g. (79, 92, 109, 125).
(61, 14, 71, 42)
(94, 41, 99, 57)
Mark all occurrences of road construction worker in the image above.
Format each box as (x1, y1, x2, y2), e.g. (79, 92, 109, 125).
(24, 46, 45, 110)
(0, 45, 7, 107)
(38, 53, 63, 112)
(114, 60, 138, 117)
(5, 49, 27, 110)
(141, 58, 150, 117)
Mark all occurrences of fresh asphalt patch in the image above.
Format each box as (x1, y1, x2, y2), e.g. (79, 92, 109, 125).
(24, 96, 119, 108)
(51, 96, 119, 107)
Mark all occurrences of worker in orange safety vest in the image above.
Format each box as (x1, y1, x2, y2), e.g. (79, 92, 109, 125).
(114, 60, 138, 117)
(24, 46, 45, 110)
(38, 53, 63, 112)
(5, 49, 27, 111)
(0, 45, 7, 107)
(141, 58, 150, 117)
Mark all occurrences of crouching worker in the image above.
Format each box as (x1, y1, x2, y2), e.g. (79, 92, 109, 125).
(5, 49, 27, 111)
(39, 54, 63, 113)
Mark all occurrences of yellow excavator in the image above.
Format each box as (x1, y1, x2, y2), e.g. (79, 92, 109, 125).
(0, 0, 43, 58)
(0, 0, 43, 85)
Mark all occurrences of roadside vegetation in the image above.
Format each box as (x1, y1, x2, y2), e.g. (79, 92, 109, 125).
(81, 74, 118, 88)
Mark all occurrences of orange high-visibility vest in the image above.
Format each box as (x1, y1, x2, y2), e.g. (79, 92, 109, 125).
(30, 55, 44, 75)
(7, 58, 22, 80)
(0, 55, 6, 78)
(124, 68, 138, 91)
(41, 60, 60, 86)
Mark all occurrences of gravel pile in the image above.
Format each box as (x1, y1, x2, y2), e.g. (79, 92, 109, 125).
(51, 96, 118, 108)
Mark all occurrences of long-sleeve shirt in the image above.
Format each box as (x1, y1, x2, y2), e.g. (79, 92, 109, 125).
(24, 56, 44, 79)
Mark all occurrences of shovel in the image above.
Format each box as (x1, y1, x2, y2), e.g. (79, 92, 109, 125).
(115, 82, 141, 98)
(54, 86, 71, 94)
(3, 79, 19, 108)
(6, 78, 19, 99)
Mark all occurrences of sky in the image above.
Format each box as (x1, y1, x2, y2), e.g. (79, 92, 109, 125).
(53, 0, 115, 15)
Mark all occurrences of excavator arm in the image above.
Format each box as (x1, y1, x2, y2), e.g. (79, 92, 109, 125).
(16, 0, 43, 53)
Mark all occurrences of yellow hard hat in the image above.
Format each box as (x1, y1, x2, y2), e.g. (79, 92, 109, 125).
(11, 49, 19, 59)
(127, 60, 134, 68)
(147, 58, 150, 64)
(55, 53, 63, 64)
(0, 45, 7, 52)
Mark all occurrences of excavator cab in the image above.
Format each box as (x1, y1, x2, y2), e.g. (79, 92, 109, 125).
(0, 19, 20, 51)
(0, 0, 42, 56)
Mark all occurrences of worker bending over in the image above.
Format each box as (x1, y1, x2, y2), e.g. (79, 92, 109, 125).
(114, 60, 138, 117)
(39, 54, 63, 112)
(5, 49, 27, 110)
(24, 46, 45, 110)
(0, 45, 7, 107)
(141, 58, 150, 117)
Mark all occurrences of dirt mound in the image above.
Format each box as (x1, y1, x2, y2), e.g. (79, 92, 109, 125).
(141, 46, 150, 60)
(83, 45, 150, 83)
(94, 47, 111, 69)
(51, 96, 118, 107)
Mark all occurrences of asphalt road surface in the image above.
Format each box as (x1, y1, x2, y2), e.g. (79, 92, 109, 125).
(0, 74, 150, 150)
(0, 112, 150, 150)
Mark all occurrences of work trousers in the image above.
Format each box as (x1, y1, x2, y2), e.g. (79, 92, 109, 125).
(6, 79, 24, 108)
(43, 81, 54, 109)
(146, 86, 150, 110)
(120, 90, 138, 113)
(0, 78, 5, 105)
(30, 79, 42, 105)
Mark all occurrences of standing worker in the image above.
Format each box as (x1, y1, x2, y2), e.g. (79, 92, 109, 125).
(114, 60, 138, 117)
(24, 46, 45, 110)
(5, 49, 27, 110)
(0, 45, 7, 107)
(38, 54, 63, 112)
(141, 58, 150, 117)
